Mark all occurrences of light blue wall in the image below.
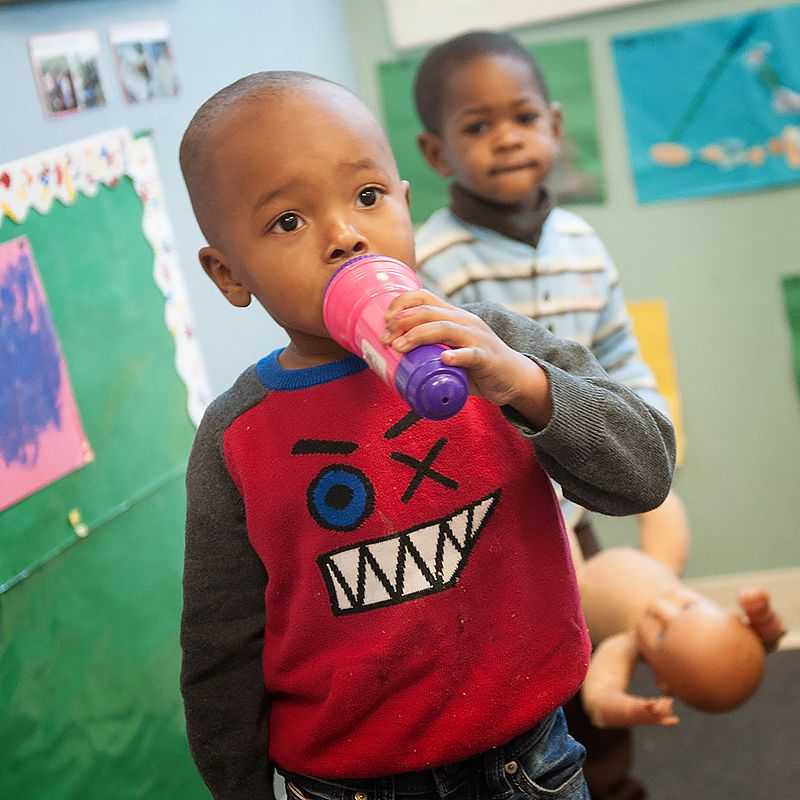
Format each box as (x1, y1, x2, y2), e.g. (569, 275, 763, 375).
(0, 0, 357, 394)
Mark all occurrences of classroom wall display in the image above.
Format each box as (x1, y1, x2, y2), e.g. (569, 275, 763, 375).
(110, 20, 179, 104)
(384, 0, 660, 50)
(0, 237, 94, 512)
(0, 130, 210, 797)
(379, 38, 604, 225)
(0, 127, 210, 588)
(28, 29, 106, 116)
(613, 4, 800, 203)
(0, 129, 209, 428)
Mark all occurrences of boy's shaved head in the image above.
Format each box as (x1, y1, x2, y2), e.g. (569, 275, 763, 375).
(180, 69, 415, 360)
(180, 71, 340, 243)
(414, 31, 550, 134)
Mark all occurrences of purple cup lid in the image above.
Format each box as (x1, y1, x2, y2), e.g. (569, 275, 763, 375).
(395, 345, 468, 420)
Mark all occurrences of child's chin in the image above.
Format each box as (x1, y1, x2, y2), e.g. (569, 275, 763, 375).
(488, 177, 541, 205)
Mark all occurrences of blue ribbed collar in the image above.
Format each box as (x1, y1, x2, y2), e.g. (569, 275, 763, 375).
(256, 348, 367, 391)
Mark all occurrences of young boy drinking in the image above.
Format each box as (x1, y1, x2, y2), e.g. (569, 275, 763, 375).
(179, 70, 675, 800)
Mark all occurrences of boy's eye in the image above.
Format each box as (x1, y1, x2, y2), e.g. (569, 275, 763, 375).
(463, 121, 489, 136)
(357, 187, 382, 207)
(270, 213, 305, 234)
(517, 111, 540, 125)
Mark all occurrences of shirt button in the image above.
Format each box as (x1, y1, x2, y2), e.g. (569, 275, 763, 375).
(504, 760, 519, 775)
(354, 793, 368, 800)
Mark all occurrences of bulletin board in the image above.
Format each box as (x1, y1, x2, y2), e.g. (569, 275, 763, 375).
(378, 38, 605, 225)
(0, 130, 209, 798)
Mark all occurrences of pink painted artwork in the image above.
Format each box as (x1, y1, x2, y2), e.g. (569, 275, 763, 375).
(0, 236, 93, 512)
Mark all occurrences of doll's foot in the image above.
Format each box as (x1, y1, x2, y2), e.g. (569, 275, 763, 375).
(738, 588, 786, 651)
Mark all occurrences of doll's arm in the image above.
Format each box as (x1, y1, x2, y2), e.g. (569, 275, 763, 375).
(581, 632, 680, 729)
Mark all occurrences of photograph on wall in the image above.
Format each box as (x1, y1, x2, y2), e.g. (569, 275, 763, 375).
(29, 29, 106, 116)
(613, 4, 800, 203)
(0, 237, 93, 512)
(379, 38, 604, 225)
(110, 20, 179, 104)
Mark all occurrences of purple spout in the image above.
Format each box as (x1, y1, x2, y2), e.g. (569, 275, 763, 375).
(395, 345, 468, 420)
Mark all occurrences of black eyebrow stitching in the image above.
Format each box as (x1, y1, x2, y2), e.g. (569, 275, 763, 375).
(384, 411, 422, 440)
(291, 440, 358, 455)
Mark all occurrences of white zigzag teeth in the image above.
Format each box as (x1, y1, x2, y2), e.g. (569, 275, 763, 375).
(322, 493, 497, 613)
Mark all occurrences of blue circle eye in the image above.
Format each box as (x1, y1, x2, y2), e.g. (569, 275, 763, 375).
(307, 465, 375, 532)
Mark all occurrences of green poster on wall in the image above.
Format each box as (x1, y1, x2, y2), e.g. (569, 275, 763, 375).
(0, 130, 209, 799)
(783, 274, 800, 395)
(378, 38, 605, 225)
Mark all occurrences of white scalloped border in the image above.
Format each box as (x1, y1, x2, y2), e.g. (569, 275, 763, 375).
(0, 129, 210, 426)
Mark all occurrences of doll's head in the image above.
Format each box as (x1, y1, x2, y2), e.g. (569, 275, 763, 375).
(635, 587, 765, 712)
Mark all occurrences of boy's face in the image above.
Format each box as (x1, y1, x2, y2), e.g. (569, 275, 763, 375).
(199, 87, 415, 354)
(419, 54, 562, 205)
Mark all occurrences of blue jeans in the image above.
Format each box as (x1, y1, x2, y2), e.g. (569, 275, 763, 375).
(280, 707, 589, 800)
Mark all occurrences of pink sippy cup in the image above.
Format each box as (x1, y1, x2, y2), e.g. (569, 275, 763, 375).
(323, 254, 468, 420)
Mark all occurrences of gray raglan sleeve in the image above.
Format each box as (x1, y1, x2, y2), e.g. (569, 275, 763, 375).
(467, 302, 676, 516)
(180, 385, 273, 800)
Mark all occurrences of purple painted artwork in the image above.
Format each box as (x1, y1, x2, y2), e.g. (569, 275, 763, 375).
(0, 236, 93, 512)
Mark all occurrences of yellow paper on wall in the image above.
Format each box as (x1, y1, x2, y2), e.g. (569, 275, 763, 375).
(627, 299, 685, 465)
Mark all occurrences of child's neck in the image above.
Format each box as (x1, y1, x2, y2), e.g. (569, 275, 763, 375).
(280, 333, 353, 370)
(449, 182, 552, 248)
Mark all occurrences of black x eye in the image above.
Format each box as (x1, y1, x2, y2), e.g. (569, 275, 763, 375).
(307, 465, 375, 532)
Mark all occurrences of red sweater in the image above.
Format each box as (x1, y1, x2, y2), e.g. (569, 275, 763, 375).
(221, 356, 590, 778)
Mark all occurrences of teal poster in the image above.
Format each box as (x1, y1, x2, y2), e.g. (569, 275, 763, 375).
(613, 4, 800, 203)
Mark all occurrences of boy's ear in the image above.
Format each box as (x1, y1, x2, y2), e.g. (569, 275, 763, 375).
(549, 102, 564, 143)
(199, 247, 252, 308)
(401, 179, 411, 209)
(417, 132, 453, 178)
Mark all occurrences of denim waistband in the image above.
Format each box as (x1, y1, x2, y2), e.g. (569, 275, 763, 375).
(279, 708, 559, 797)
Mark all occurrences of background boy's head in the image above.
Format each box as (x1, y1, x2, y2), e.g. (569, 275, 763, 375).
(414, 31, 562, 206)
(180, 71, 415, 352)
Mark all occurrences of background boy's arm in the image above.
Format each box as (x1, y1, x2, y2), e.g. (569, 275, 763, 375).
(467, 302, 675, 517)
(591, 252, 691, 556)
(182, 404, 273, 800)
(590, 249, 669, 419)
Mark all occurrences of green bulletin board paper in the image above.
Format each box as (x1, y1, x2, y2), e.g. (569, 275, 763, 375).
(378, 38, 605, 225)
(0, 157, 204, 795)
(0, 180, 194, 585)
(783, 274, 800, 395)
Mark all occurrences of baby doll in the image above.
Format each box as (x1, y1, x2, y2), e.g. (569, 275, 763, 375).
(572, 543, 786, 728)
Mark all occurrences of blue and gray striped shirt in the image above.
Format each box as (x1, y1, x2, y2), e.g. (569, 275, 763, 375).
(416, 206, 669, 527)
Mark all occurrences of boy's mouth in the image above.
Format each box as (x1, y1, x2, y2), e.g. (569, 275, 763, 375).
(317, 491, 500, 615)
(489, 160, 539, 175)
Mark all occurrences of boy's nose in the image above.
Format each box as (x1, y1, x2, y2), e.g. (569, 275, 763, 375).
(493, 121, 524, 152)
(325, 224, 368, 264)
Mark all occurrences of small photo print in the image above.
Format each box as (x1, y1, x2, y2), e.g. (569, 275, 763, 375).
(29, 30, 106, 116)
(110, 20, 179, 104)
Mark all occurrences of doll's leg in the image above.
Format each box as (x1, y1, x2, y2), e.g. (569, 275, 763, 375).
(738, 588, 787, 651)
